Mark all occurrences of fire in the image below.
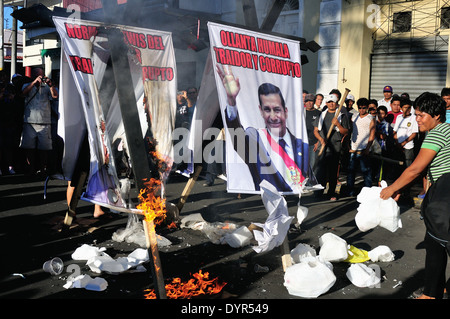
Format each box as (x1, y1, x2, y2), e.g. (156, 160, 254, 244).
(144, 270, 227, 299)
(167, 221, 177, 229)
(221, 222, 232, 230)
(137, 178, 166, 225)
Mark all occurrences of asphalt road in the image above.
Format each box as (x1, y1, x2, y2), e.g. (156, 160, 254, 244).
(0, 169, 448, 305)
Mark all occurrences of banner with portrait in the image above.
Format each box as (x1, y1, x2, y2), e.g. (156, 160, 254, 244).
(54, 16, 177, 211)
(207, 22, 309, 194)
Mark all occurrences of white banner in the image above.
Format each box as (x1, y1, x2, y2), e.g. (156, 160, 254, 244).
(207, 22, 309, 194)
(54, 16, 177, 211)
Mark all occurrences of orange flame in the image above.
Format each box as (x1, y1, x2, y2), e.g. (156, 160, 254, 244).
(167, 222, 177, 229)
(144, 270, 227, 299)
(137, 178, 166, 225)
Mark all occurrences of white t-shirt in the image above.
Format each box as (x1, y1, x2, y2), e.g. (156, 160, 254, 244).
(377, 98, 392, 112)
(393, 114, 418, 150)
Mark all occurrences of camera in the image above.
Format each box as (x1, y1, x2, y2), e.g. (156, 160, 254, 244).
(40, 76, 50, 86)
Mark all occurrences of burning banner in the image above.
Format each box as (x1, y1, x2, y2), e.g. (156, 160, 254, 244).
(197, 22, 310, 195)
(53, 16, 177, 211)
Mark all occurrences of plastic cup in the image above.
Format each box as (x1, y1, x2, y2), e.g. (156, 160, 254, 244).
(43, 257, 64, 275)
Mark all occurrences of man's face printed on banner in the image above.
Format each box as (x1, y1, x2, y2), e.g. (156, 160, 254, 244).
(259, 93, 288, 137)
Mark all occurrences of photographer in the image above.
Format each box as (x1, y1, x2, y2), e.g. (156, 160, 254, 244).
(20, 67, 58, 176)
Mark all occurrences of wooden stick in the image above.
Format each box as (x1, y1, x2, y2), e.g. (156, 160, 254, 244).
(143, 218, 167, 299)
(281, 236, 292, 271)
(369, 154, 404, 166)
(318, 88, 351, 156)
(176, 165, 203, 212)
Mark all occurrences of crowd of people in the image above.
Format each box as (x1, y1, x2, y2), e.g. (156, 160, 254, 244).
(0, 68, 59, 178)
(303, 85, 450, 202)
(306, 86, 450, 299)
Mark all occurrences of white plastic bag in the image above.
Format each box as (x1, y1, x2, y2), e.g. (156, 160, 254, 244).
(296, 203, 309, 226)
(346, 263, 381, 288)
(290, 243, 316, 264)
(355, 182, 401, 232)
(318, 233, 348, 262)
(368, 245, 395, 262)
(284, 257, 336, 298)
(71, 244, 107, 261)
(223, 226, 253, 248)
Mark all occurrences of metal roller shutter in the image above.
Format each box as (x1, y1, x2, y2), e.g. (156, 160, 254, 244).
(370, 36, 448, 101)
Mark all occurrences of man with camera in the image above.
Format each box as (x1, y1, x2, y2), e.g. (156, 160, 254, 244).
(20, 67, 58, 176)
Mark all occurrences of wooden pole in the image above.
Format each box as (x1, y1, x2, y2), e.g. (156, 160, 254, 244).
(143, 218, 166, 299)
(318, 88, 351, 156)
(176, 165, 203, 212)
(99, 1, 167, 297)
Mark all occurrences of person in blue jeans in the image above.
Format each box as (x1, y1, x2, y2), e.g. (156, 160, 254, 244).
(346, 98, 376, 196)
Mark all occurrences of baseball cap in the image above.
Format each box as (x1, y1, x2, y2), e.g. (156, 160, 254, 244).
(383, 85, 393, 93)
(325, 94, 338, 103)
(346, 94, 355, 101)
(304, 93, 315, 102)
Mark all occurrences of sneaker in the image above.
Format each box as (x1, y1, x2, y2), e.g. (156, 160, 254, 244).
(8, 166, 15, 175)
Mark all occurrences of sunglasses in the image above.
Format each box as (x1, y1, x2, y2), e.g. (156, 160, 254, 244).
(358, 106, 367, 109)
(369, 108, 376, 112)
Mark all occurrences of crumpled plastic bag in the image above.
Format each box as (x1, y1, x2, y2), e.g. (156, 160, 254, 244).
(112, 214, 172, 248)
(318, 233, 348, 262)
(252, 180, 294, 253)
(344, 245, 370, 263)
(355, 181, 402, 233)
(180, 213, 238, 245)
(63, 274, 108, 291)
(284, 256, 336, 298)
(296, 203, 309, 227)
(368, 245, 395, 262)
(346, 263, 381, 288)
(290, 243, 316, 264)
(295, 181, 309, 227)
(223, 226, 253, 248)
(86, 248, 149, 274)
(71, 244, 107, 261)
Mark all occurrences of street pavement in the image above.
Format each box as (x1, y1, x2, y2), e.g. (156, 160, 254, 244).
(0, 169, 448, 303)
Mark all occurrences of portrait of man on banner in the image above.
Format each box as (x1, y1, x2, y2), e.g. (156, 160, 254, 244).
(216, 65, 309, 193)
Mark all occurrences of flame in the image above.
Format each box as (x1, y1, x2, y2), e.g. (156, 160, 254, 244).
(144, 270, 227, 299)
(221, 223, 232, 230)
(137, 178, 166, 225)
(167, 222, 177, 229)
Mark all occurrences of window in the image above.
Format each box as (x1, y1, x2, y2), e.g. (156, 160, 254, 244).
(282, 0, 299, 11)
(441, 7, 450, 29)
(393, 11, 412, 33)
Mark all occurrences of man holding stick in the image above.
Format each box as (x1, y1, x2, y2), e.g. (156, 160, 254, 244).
(314, 94, 350, 200)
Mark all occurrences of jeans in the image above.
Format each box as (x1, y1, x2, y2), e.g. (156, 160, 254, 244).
(346, 152, 372, 195)
(309, 143, 319, 177)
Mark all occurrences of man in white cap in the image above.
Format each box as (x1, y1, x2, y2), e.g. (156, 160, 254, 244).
(313, 94, 350, 200)
(345, 94, 358, 121)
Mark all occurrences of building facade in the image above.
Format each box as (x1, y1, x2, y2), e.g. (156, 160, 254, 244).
(8, 0, 450, 101)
